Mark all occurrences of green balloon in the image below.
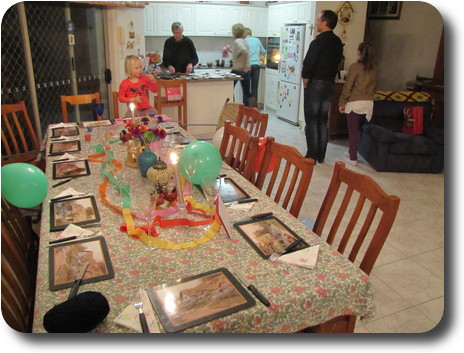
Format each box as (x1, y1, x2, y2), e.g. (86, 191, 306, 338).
(179, 141, 222, 185)
(1, 163, 49, 208)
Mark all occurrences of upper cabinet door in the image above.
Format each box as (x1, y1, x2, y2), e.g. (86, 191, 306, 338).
(194, 5, 217, 36)
(176, 3, 195, 35)
(144, 4, 156, 35)
(157, 3, 176, 36)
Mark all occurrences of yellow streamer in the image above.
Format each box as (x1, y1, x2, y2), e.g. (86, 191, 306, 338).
(123, 196, 222, 249)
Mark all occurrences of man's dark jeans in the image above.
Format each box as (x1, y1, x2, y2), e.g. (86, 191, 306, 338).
(303, 80, 334, 163)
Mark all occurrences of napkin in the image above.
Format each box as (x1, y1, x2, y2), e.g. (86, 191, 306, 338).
(49, 122, 79, 128)
(51, 153, 78, 162)
(58, 223, 95, 240)
(114, 289, 160, 333)
(274, 245, 320, 269)
(53, 187, 86, 199)
(228, 201, 256, 211)
(82, 120, 112, 127)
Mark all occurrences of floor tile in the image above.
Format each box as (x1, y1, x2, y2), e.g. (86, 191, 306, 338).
(364, 307, 437, 333)
(371, 258, 444, 305)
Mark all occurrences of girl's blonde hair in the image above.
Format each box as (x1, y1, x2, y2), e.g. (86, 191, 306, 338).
(124, 55, 141, 77)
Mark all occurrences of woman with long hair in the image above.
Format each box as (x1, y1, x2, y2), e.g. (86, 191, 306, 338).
(339, 42, 378, 165)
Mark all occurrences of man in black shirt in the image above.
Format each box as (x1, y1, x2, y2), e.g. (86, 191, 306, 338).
(162, 22, 199, 74)
(301, 10, 343, 163)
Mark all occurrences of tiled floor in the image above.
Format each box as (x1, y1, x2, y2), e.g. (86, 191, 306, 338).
(263, 110, 444, 333)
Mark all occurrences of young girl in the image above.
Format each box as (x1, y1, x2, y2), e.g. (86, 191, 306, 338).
(339, 42, 378, 166)
(118, 55, 158, 118)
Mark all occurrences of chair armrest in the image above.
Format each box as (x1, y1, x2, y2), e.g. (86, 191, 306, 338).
(364, 124, 397, 143)
(424, 126, 444, 145)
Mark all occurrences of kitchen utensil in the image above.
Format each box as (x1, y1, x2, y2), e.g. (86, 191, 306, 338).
(234, 271, 270, 307)
(68, 261, 89, 299)
(268, 238, 304, 263)
(134, 292, 150, 333)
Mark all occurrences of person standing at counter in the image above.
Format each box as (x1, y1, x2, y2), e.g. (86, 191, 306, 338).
(118, 55, 158, 118)
(245, 27, 266, 108)
(301, 10, 343, 164)
(162, 22, 198, 74)
(230, 23, 251, 107)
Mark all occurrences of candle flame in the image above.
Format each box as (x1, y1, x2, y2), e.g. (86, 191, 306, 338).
(170, 151, 178, 164)
(129, 103, 135, 111)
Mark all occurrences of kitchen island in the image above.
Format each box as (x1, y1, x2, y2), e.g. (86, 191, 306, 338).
(157, 70, 242, 138)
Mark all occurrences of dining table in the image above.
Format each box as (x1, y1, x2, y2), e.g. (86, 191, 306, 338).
(32, 118, 375, 333)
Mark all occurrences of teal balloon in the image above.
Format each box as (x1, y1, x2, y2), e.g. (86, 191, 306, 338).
(1, 163, 48, 208)
(179, 141, 222, 184)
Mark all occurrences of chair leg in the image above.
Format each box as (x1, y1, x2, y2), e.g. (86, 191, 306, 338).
(307, 315, 356, 333)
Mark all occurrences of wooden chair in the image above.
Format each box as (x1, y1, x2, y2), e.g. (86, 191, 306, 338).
(308, 161, 400, 333)
(255, 139, 315, 218)
(60, 92, 101, 123)
(154, 79, 187, 127)
(1, 101, 41, 167)
(216, 100, 244, 130)
(314, 161, 401, 274)
(219, 120, 260, 182)
(235, 106, 268, 137)
(112, 91, 120, 119)
(1, 196, 39, 332)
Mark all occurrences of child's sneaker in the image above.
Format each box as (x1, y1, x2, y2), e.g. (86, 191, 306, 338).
(344, 156, 357, 166)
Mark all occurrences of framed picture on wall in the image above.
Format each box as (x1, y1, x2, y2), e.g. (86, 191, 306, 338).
(368, 2, 402, 19)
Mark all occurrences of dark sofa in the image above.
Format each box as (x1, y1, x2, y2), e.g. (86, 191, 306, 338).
(358, 97, 444, 173)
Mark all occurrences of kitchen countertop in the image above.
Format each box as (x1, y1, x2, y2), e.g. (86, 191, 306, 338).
(156, 71, 242, 82)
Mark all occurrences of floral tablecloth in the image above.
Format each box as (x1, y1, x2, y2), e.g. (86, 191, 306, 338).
(32, 123, 374, 333)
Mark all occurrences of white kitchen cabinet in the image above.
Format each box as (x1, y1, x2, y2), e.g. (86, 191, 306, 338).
(144, 3, 156, 36)
(265, 69, 279, 111)
(267, 4, 284, 37)
(244, 7, 267, 37)
(145, 2, 267, 37)
(145, 2, 195, 36)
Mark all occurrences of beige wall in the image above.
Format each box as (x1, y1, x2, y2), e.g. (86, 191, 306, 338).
(368, 1, 443, 90)
(315, 1, 368, 70)
(104, 7, 146, 117)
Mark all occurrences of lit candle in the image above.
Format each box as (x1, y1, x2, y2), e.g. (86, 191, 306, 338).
(170, 151, 186, 209)
(129, 102, 135, 123)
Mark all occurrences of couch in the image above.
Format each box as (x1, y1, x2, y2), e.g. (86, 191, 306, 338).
(358, 91, 444, 173)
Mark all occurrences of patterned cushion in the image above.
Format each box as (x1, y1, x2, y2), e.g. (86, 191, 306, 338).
(374, 91, 432, 102)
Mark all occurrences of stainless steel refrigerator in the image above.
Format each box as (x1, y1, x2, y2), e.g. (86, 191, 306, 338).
(276, 24, 306, 126)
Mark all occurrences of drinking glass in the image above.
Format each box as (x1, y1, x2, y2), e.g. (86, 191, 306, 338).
(201, 176, 222, 228)
(183, 159, 197, 184)
(142, 194, 157, 237)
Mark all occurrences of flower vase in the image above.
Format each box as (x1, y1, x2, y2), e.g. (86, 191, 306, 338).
(126, 140, 142, 168)
(138, 147, 157, 177)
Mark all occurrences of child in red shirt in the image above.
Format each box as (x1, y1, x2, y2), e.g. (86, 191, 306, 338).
(119, 55, 158, 118)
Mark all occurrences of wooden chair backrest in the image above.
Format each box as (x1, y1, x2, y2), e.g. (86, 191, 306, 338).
(314, 161, 401, 275)
(60, 92, 101, 123)
(154, 79, 188, 126)
(216, 101, 243, 130)
(1, 196, 39, 332)
(112, 91, 120, 119)
(219, 120, 259, 182)
(235, 106, 268, 137)
(1, 101, 40, 166)
(255, 139, 315, 218)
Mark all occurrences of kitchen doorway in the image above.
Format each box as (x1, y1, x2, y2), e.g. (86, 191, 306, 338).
(1, 2, 108, 138)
